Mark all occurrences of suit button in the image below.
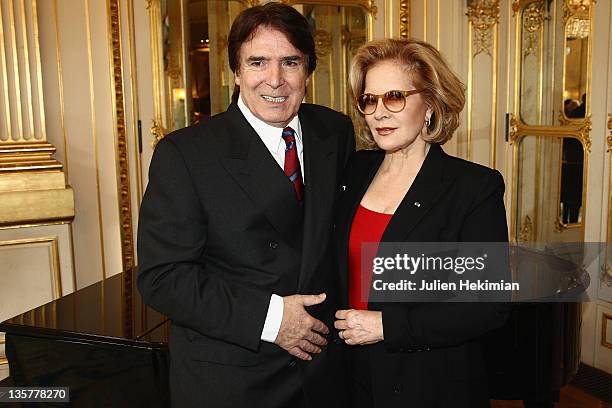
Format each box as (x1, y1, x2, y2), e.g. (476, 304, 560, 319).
(269, 241, 278, 249)
(288, 359, 297, 368)
(393, 384, 404, 394)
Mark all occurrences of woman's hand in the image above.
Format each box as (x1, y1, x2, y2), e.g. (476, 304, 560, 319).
(334, 309, 384, 346)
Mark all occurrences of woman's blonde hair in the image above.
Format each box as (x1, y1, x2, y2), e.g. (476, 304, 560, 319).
(349, 38, 465, 148)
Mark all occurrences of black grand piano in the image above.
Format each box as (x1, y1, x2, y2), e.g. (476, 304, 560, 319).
(0, 268, 170, 407)
(1, 246, 586, 407)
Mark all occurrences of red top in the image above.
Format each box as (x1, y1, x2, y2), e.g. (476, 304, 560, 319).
(348, 204, 393, 310)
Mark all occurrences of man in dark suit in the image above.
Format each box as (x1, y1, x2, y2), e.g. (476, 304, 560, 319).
(136, 3, 354, 408)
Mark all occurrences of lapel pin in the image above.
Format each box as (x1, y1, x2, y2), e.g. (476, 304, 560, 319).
(414, 201, 421, 207)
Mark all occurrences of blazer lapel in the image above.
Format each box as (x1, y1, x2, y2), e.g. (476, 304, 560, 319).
(220, 103, 303, 251)
(297, 106, 337, 290)
(380, 144, 454, 242)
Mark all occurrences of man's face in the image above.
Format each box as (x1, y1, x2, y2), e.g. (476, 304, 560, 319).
(235, 26, 310, 128)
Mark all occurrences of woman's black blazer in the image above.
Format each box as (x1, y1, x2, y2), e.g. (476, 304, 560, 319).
(335, 143, 510, 408)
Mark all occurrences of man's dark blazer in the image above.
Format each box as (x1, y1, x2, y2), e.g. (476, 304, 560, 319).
(335, 144, 510, 408)
(137, 102, 355, 408)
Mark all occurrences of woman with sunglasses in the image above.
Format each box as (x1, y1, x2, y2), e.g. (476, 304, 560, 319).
(333, 38, 509, 408)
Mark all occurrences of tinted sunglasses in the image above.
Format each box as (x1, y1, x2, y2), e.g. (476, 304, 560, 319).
(357, 89, 426, 115)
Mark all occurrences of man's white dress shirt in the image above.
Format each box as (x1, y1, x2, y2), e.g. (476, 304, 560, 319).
(237, 94, 305, 343)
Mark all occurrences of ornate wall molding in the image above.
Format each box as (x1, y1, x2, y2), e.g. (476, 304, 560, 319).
(508, 113, 520, 144)
(509, 113, 592, 152)
(280, 0, 377, 19)
(522, 1, 545, 57)
(563, 0, 595, 24)
(607, 113, 612, 152)
(237, 0, 261, 6)
(108, 0, 135, 272)
(519, 215, 533, 243)
(467, 0, 500, 57)
(314, 29, 332, 58)
(150, 120, 168, 149)
(0, 0, 73, 227)
(399, 0, 410, 39)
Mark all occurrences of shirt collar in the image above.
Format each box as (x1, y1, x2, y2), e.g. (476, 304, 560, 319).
(237, 93, 302, 152)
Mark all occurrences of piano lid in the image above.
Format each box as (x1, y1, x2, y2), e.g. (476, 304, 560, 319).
(0, 268, 168, 349)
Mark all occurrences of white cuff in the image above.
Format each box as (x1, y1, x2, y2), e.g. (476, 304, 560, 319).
(261, 294, 284, 342)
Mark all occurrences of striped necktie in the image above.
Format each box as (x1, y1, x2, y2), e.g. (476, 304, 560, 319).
(281, 126, 303, 203)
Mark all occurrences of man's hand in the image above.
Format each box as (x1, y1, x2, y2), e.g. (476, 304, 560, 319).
(274, 293, 329, 361)
(335, 309, 384, 346)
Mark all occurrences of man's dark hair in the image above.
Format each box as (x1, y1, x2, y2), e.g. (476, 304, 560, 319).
(228, 2, 316, 102)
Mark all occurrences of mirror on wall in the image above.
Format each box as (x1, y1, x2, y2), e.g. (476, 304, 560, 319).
(518, 1, 546, 126)
(151, 0, 373, 137)
(558, 137, 584, 225)
(561, 14, 589, 120)
(514, 134, 585, 243)
(301, 4, 367, 115)
(159, 0, 247, 132)
(516, 0, 593, 127)
(159, 0, 189, 130)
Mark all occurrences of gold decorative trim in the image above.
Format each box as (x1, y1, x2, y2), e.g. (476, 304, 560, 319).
(562, 0, 594, 25)
(423, 0, 427, 41)
(0, 142, 63, 173)
(126, 0, 143, 201)
(399, 1, 410, 39)
(0, 188, 74, 226)
(0, 3, 11, 139)
(509, 113, 591, 152)
(108, 0, 135, 272)
(467, 0, 500, 57)
(511, 0, 520, 15)
(314, 29, 332, 58)
(522, 1, 545, 57)
(606, 113, 612, 152)
(147, 0, 167, 147)
(151, 120, 168, 149)
(508, 114, 519, 145)
(281, 0, 378, 19)
(52, 0, 68, 180)
(607, 114, 612, 286)
(559, 113, 593, 152)
(0, 220, 70, 230)
(466, 0, 500, 167)
(602, 312, 612, 349)
(0, 332, 5, 364)
(508, 114, 589, 242)
(523, 2, 543, 57)
(0, 236, 62, 299)
(84, 0, 107, 280)
(19, 0, 35, 140)
(236, 0, 261, 6)
(7, 0, 24, 140)
(519, 215, 533, 243)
